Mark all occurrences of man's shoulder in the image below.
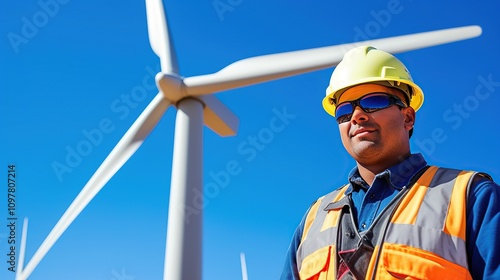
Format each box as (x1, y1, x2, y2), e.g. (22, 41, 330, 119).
(430, 165, 493, 180)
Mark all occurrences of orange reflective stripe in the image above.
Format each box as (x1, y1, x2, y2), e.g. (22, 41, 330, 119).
(391, 166, 438, 225)
(298, 246, 335, 280)
(321, 187, 348, 231)
(365, 245, 380, 280)
(302, 196, 323, 242)
(444, 170, 474, 240)
(375, 243, 472, 279)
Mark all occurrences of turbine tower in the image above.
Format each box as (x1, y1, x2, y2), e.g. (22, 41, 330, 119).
(16, 1, 482, 279)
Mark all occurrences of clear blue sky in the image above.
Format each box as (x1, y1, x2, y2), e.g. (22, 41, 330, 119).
(1, 0, 499, 279)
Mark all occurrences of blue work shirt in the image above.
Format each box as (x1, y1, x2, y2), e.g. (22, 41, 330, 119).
(280, 153, 500, 280)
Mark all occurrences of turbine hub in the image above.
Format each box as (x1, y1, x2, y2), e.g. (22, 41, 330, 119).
(156, 73, 188, 105)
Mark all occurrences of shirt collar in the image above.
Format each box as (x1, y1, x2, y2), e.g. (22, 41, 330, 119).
(345, 153, 428, 194)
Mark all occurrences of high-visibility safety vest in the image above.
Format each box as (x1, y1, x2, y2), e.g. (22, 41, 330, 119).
(296, 166, 489, 280)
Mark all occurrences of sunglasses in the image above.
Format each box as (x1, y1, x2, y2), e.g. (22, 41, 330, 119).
(335, 93, 407, 124)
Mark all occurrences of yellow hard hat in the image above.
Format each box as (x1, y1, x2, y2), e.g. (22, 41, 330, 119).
(323, 46, 424, 117)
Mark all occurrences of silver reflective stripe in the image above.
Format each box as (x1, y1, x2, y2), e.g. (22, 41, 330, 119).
(415, 168, 461, 229)
(296, 188, 345, 271)
(385, 223, 468, 267)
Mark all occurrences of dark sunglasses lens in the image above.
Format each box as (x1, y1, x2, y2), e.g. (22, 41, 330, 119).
(360, 95, 392, 112)
(335, 103, 353, 123)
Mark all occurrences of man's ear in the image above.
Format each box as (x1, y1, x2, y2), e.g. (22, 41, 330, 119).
(403, 107, 416, 131)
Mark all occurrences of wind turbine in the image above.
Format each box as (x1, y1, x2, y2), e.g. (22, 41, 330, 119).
(16, 0, 482, 279)
(240, 252, 249, 280)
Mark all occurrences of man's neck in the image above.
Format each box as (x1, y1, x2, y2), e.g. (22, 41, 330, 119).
(356, 152, 411, 185)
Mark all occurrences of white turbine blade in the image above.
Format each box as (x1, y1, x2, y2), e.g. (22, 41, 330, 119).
(15, 218, 28, 280)
(365, 25, 482, 56)
(198, 94, 239, 136)
(20, 93, 171, 280)
(184, 25, 481, 95)
(145, 0, 178, 74)
(240, 252, 248, 280)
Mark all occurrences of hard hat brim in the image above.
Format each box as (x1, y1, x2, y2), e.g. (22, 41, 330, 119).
(323, 79, 424, 117)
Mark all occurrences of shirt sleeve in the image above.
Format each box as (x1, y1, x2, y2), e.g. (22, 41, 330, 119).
(280, 208, 309, 280)
(466, 174, 500, 279)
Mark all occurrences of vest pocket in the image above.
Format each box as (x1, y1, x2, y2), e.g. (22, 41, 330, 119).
(299, 246, 334, 280)
(378, 243, 470, 279)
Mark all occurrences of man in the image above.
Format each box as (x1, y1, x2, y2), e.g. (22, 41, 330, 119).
(280, 46, 500, 279)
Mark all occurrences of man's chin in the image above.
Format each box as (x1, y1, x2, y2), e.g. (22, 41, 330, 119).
(350, 142, 381, 159)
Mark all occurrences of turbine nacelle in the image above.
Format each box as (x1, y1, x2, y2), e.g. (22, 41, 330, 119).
(156, 72, 239, 136)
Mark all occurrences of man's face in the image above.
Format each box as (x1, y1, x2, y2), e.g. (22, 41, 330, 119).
(336, 84, 415, 166)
